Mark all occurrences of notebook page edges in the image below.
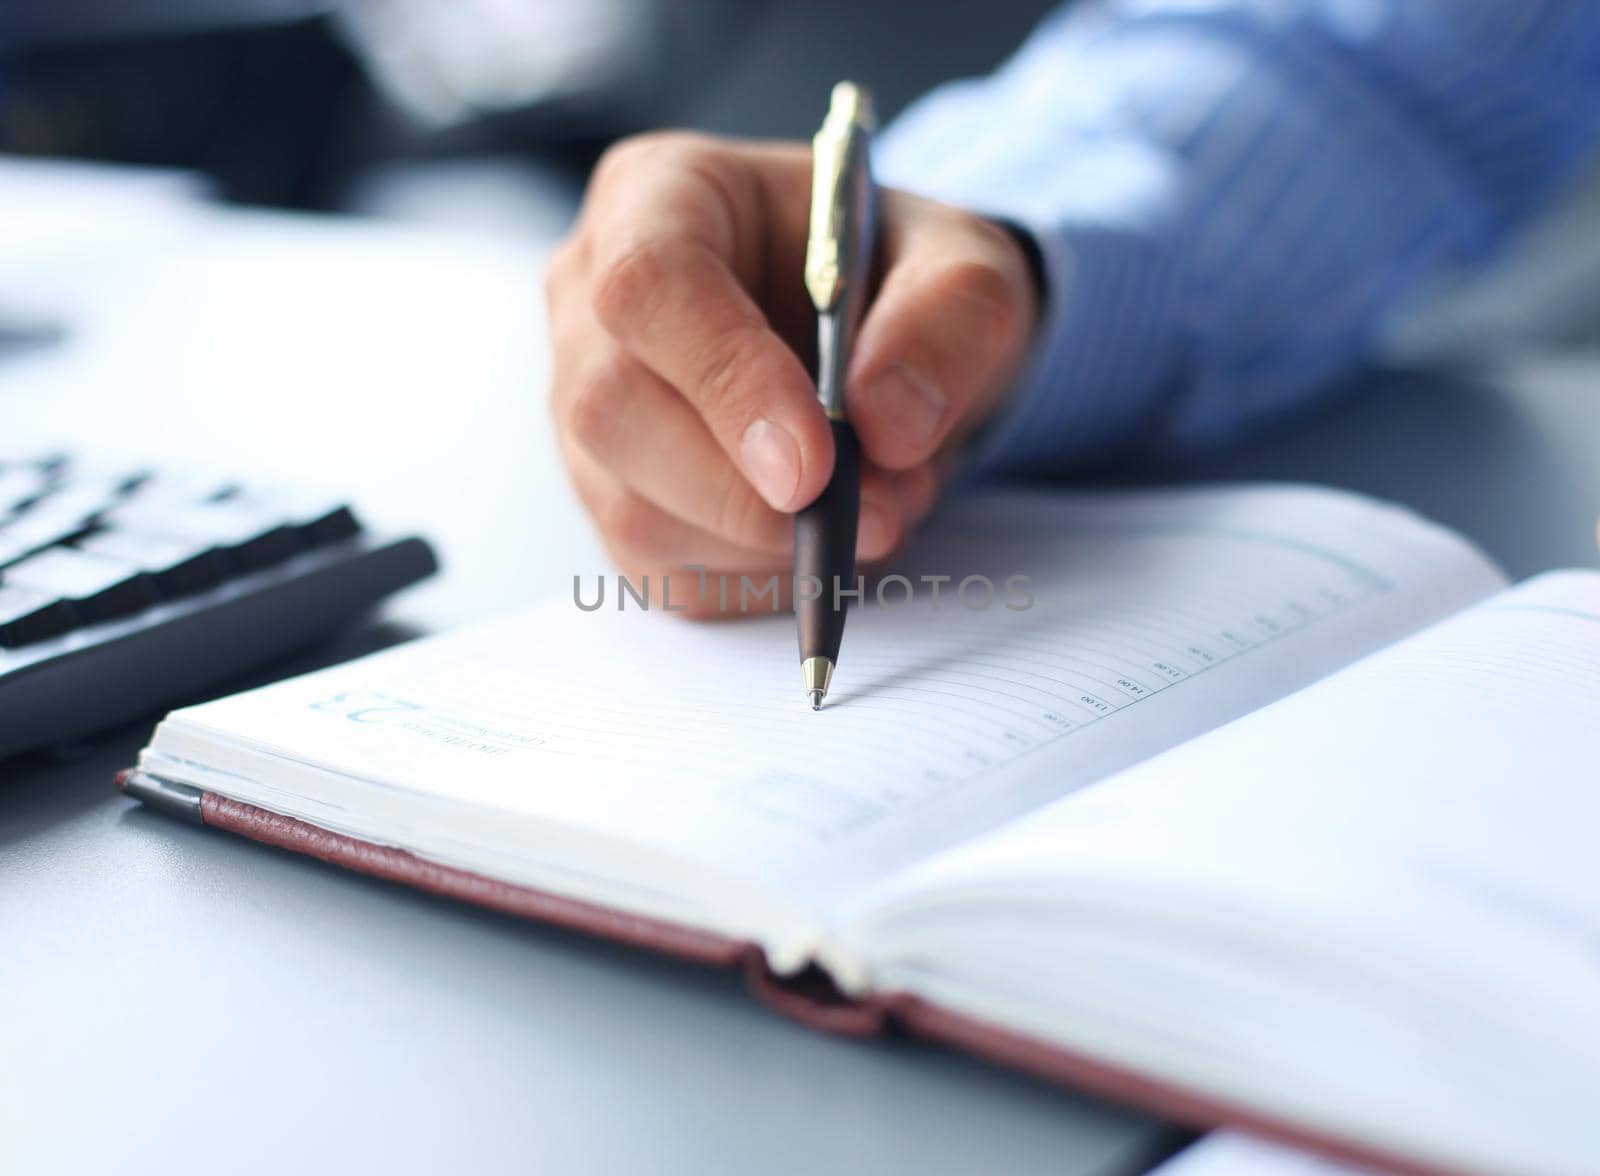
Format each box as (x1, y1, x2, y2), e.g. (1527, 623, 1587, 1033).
(1151, 1133, 1377, 1176)
(139, 484, 1505, 972)
(841, 571, 1600, 1175)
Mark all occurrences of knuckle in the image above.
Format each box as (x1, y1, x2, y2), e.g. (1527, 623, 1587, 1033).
(596, 495, 663, 560)
(593, 130, 708, 189)
(642, 129, 717, 166)
(690, 325, 766, 419)
(933, 257, 1025, 351)
(565, 367, 630, 456)
(674, 592, 725, 621)
(589, 134, 654, 188)
(591, 237, 674, 336)
(547, 367, 567, 424)
(714, 484, 781, 551)
(542, 240, 575, 302)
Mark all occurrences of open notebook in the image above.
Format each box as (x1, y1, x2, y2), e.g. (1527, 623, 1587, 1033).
(122, 485, 1600, 1176)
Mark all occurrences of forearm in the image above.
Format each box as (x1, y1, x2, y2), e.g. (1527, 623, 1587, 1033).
(877, 0, 1600, 473)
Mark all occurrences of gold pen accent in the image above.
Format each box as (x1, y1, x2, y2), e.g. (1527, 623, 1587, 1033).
(805, 83, 875, 313)
(804, 82, 877, 423)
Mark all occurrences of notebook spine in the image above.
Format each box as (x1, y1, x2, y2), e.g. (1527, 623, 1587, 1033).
(157, 783, 751, 969)
(116, 769, 204, 823)
(743, 956, 891, 1038)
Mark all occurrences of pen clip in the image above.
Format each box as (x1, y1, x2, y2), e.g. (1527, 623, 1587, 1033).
(805, 82, 876, 314)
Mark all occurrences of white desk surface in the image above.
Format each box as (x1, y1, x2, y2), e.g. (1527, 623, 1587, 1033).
(2, 198, 1596, 1176)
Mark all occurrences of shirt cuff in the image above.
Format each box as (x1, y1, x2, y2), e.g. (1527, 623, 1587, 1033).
(961, 214, 1184, 479)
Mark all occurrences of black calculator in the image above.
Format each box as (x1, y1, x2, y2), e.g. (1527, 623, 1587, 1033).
(0, 452, 437, 760)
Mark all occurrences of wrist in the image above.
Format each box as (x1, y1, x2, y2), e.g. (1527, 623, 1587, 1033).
(991, 218, 1050, 317)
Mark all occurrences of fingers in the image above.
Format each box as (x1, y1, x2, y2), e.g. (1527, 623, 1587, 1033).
(582, 140, 833, 512)
(563, 442, 793, 577)
(561, 441, 923, 620)
(546, 133, 981, 615)
(858, 465, 917, 560)
(558, 343, 791, 558)
(595, 240, 829, 512)
(551, 324, 919, 567)
(846, 197, 1037, 471)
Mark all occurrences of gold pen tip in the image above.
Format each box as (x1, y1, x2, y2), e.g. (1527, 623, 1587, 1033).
(801, 656, 835, 710)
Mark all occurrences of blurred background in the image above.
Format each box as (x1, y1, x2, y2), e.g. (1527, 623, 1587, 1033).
(3, 0, 1599, 359)
(0, 0, 1060, 227)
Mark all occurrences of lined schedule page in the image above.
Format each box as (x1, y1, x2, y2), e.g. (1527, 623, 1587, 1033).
(146, 485, 1505, 914)
(848, 571, 1600, 1176)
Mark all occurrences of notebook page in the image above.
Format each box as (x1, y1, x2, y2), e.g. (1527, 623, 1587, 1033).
(143, 486, 1503, 945)
(845, 572, 1600, 1173)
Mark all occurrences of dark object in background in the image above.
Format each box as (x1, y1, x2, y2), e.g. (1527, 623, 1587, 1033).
(0, 18, 368, 208)
(0, 3, 759, 208)
(0, 0, 1060, 212)
(679, 0, 1060, 140)
(0, 451, 437, 760)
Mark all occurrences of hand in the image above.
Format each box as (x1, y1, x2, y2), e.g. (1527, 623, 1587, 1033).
(545, 132, 1038, 616)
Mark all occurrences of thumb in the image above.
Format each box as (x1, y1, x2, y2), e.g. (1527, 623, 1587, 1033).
(845, 203, 1036, 471)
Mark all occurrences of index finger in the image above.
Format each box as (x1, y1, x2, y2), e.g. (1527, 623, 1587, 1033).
(584, 155, 833, 513)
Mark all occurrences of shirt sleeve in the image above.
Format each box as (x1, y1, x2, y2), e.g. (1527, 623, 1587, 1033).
(874, 0, 1600, 474)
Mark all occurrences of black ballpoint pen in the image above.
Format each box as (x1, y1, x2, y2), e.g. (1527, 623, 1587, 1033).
(796, 82, 877, 711)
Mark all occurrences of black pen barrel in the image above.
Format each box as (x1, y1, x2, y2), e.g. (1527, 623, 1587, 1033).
(794, 420, 861, 667)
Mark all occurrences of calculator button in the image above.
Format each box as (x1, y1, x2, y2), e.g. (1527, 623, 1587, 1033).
(0, 584, 77, 647)
(297, 501, 360, 546)
(76, 530, 229, 597)
(4, 548, 161, 623)
(20, 478, 130, 527)
(103, 500, 306, 571)
(0, 467, 53, 514)
(0, 511, 90, 568)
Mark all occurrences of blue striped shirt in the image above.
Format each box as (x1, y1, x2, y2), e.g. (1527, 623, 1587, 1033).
(875, 0, 1600, 473)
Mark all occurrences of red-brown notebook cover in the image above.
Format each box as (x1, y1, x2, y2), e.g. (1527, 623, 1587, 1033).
(117, 770, 1448, 1176)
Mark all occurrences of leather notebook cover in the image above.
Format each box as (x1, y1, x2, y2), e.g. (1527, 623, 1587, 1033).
(123, 775, 1454, 1176)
